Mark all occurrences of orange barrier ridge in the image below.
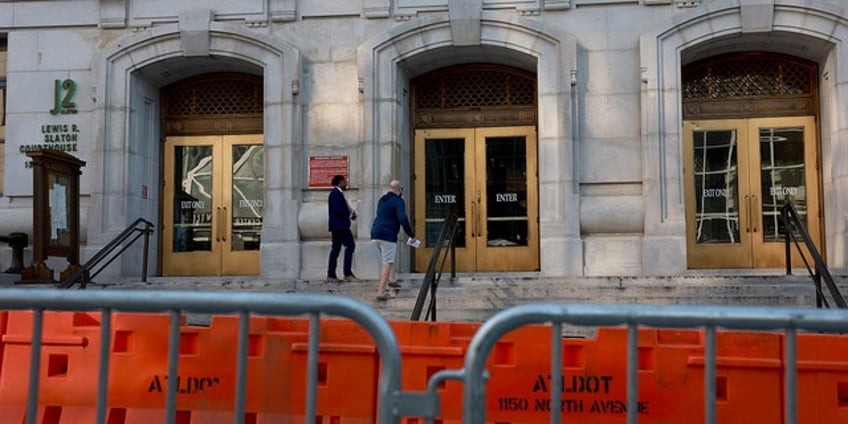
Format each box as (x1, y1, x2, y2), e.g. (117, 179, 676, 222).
(485, 327, 784, 423)
(1, 312, 848, 423)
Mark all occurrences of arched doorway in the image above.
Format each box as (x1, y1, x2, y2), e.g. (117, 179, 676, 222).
(411, 65, 539, 272)
(160, 73, 265, 276)
(681, 53, 821, 268)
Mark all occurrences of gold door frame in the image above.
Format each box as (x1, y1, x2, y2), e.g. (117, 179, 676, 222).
(162, 135, 263, 276)
(684, 117, 820, 269)
(414, 127, 539, 272)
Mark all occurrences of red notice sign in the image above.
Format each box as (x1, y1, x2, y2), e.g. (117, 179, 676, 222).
(309, 156, 349, 188)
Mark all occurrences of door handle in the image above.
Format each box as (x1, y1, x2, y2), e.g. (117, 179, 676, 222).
(476, 190, 482, 239)
(215, 206, 222, 241)
(470, 202, 476, 237)
(220, 206, 228, 242)
(750, 195, 758, 233)
(744, 195, 751, 233)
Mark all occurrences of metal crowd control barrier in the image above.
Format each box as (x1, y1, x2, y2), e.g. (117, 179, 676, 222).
(0, 288, 404, 424)
(7, 289, 848, 423)
(454, 302, 848, 424)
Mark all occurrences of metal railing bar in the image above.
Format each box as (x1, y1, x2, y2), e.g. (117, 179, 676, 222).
(627, 324, 638, 424)
(306, 312, 320, 422)
(166, 309, 180, 424)
(781, 203, 846, 308)
(84, 230, 148, 283)
(234, 310, 249, 424)
(423, 369, 466, 424)
(60, 218, 154, 288)
(785, 328, 797, 424)
(96, 309, 112, 424)
(412, 212, 458, 321)
(81, 219, 150, 269)
(6, 289, 403, 423)
(26, 308, 43, 424)
(426, 283, 437, 321)
(704, 326, 716, 424)
(425, 219, 461, 321)
(787, 232, 816, 277)
(550, 322, 562, 424)
(142, 224, 151, 282)
(461, 302, 848, 423)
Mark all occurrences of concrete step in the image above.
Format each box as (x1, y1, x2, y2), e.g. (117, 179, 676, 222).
(3, 273, 843, 325)
(4, 272, 841, 337)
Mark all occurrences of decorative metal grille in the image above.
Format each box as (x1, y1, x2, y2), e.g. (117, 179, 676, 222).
(683, 54, 814, 101)
(164, 74, 263, 117)
(414, 66, 536, 109)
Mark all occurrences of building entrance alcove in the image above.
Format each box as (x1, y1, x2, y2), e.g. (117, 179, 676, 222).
(411, 65, 540, 272)
(681, 53, 821, 269)
(160, 73, 264, 276)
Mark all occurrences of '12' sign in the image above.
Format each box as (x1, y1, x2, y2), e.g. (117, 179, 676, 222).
(50, 79, 78, 115)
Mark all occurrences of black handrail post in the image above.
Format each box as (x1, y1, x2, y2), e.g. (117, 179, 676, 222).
(142, 222, 152, 282)
(814, 269, 822, 308)
(450, 241, 456, 279)
(411, 212, 459, 321)
(58, 218, 155, 289)
(783, 205, 792, 275)
(780, 201, 847, 309)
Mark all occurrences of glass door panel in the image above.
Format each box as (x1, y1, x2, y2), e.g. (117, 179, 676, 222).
(415, 129, 476, 272)
(220, 136, 263, 274)
(163, 137, 220, 275)
(684, 117, 820, 269)
(423, 138, 466, 248)
(685, 120, 753, 268)
(759, 126, 807, 242)
(414, 127, 539, 272)
(692, 129, 740, 245)
(474, 127, 538, 271)
(163, 135, 263, 276)
(749, 117, 819, 268)
(484, 136, 528, 247)
(230, 144, 264, 252)
(172, 145, 214, 253)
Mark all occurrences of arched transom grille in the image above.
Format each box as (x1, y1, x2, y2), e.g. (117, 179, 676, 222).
(683, 54, 815, 101)
(164, 74, 263, 117)
(414, 65, 536, 109)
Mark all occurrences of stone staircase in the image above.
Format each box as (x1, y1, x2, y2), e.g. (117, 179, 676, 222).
(2, 271, 843, 337)
(67, 272, 842, 322)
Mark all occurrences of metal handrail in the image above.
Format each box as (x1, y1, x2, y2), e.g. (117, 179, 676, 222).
(411, 212, 460, 321)
(58, 218, 154, 289)
(780, 201, 846, 308)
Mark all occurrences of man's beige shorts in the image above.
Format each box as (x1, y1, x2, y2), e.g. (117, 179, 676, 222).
(373, 239, 397, 264)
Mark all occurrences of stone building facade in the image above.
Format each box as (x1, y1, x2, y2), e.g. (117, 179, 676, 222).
(0, 0, 846, 281)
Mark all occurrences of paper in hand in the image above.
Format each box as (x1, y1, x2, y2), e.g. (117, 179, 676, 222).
(406, 238, 421, 248)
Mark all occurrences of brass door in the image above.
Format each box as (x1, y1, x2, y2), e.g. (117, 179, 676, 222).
(162, 135, 264, 276)
(684, 117, 820, 268)
(414, 127, 539, 272)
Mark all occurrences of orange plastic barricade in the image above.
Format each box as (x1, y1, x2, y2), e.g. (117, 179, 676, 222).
(276, 317, 379, 424)
(0, 310, 105, 422)
(683, 330, 784, 423)
(4, 310, 848, 423)
(481, 327, 785, 424)
(483, 323, 575, 424)
(391, 321, 477, 421)
(110, 314, 304, 423)
(795, 333, 848, 424)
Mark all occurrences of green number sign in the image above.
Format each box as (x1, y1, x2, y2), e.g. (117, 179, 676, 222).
(50, 79, 78, 115)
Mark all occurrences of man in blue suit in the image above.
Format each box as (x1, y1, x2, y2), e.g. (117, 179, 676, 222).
(327, 175, 358, 282)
